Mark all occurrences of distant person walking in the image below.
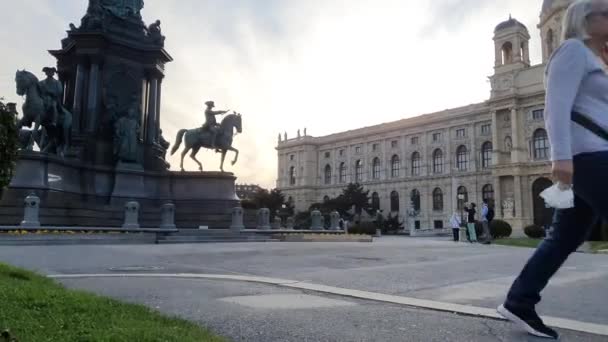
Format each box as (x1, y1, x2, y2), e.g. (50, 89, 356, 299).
(463, 203, 477, 243)
(449, 212, 461, 242)
(498, 1, 608, 339)
(480, 200, 492, 244)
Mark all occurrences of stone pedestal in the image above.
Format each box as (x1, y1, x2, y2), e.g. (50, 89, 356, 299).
(122, 201, 140, 229)
(230, 207, 245, 232)
(329, 211, 340, 231)
(459, 227, 468, 242)
(112, 162, 145, 200)
(257, 208, 271, 230)
(20, 194, 41, 228)
(311, 210, 323, 231)
(160, 203, 176, 229)
(286, 217, 295, 230)
(272, 217, 282, 230)
(0, 154, 240, 228)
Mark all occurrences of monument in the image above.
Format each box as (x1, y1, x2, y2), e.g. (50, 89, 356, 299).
(0, 0, 241, 228)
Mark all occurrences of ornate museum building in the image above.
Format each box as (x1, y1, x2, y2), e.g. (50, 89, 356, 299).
(276, 1, 571, 233)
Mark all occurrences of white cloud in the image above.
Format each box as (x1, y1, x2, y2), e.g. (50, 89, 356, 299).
(1, 0, 546, 188)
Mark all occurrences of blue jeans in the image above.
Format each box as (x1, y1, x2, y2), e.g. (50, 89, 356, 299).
(506, 152, 607, 309)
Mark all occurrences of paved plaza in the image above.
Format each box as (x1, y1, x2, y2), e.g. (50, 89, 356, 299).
(1, 237, 607, 341)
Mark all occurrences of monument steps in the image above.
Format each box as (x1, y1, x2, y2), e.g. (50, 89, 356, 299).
(0, 233, 156, 246)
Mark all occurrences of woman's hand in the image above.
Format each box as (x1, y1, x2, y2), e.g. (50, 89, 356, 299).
(552, 160, 574, 185)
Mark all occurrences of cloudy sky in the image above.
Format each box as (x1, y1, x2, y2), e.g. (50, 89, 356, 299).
(1, 0, 544, 188)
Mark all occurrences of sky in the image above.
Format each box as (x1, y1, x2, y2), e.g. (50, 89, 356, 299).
(0, 0, 544, 188)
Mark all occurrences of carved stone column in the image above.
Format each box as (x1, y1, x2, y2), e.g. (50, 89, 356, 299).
(145, 74, 159, 144)
(491, 111, 499, 166)
(72, 62, 87, 133)
(86, 58, 101, 133)
(511, 107, 522, 163)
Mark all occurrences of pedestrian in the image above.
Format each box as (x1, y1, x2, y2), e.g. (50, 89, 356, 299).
(498, 1, 608, 339)
(449, 212, 461, 242)
(480, 199, 492, 244)
(338, 217, 345, 230)
(463, 203, 477, 243)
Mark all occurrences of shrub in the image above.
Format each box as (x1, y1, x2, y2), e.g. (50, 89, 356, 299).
(240, 199, 257, 210)
(491, 220, 513, 239)
(0, 100, 19, 191)
(524, 224, 545, 239)
(349, 221, 377, 235)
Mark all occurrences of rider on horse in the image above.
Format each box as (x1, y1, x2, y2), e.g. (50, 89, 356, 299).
(39, 67, 63, 126)
(202, 101, 229, 150)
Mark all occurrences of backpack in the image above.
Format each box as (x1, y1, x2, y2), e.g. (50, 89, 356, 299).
(487, 208, 495, 221)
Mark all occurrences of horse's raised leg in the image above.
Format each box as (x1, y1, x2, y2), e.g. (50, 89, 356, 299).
(180, 147, 190, 172)
(228, 147, 239, 165)
(190, 146, 203, 171)
(220, 150, 227, 172)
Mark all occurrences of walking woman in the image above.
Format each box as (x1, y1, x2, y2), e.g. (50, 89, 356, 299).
(498, 1, 608, 339)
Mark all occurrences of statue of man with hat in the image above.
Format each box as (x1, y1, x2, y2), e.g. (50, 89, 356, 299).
(39, 67, 64, 126)
(203, 101, 229, 150)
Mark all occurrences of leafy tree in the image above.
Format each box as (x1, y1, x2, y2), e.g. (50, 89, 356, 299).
(0, 99, 19, 192)
(251, 188, 294, 219)
(341, 183, 372, 215)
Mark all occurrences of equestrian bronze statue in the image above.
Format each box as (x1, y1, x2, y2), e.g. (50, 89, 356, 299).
(171, 102, 242, 172)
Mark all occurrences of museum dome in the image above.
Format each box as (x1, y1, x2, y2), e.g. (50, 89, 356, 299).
(494, 15, 528, 34)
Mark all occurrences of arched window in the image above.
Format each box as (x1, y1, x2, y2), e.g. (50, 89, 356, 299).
(391, 155, 400, 178)
(481, 142, 493, 169)
(324, 164, 332, 185)
(372, 157, 381, 180)
(411, 152, 421, 176)
(456, 146, 468, 171)
(289, 166, 296, 185)
(502, 42, 513, 64)
(432, 149, 443, 174)
(547, 29, 555, 56)
(432, 188, 443, 211)
(482, 184, 494, 206)
(355, 160, 363, 182)
(339, 163, 347, 183)
(390, 191, 400, 212)
(533, 129, 549, 160)
(457, 186, 468, 211)
(411, 189, 421, 212)
(372, 192, 380, 211)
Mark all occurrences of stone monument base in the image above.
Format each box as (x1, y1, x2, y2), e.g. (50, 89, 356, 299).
(0, 153, 239, 228)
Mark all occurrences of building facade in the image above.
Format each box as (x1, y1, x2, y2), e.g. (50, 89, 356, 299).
(276, 1, 571, 233)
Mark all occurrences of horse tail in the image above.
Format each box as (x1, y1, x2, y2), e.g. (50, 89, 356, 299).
(171, 129, 187, 155)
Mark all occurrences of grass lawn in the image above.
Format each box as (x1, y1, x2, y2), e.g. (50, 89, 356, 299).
(495, 238, 608, 253)
(0, 263, 225, 342)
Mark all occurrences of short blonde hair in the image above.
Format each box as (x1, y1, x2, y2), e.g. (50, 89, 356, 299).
(562, 0, 604, 41)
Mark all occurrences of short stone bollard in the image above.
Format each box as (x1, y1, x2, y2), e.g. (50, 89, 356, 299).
(459, 227, 468, 242)
(20, 194, 41, 228)
(329, 211, 340, 231)
(272, 217, 282, 230)
(230, 207, 245, 231)
(311, 210, 323, 231)
(122, 201, 140, 229)
(160, 203, 176, 229)
(286, 216, 295, 230)
(257, 208, 271, 230)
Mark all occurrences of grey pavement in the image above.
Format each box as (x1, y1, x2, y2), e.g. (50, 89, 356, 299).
(1, 237, 607, 341)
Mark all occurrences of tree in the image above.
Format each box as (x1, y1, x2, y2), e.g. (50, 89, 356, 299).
(251, 188, 294, 219)
(341, 183, 372, 215)
(0, 99, 19, 192)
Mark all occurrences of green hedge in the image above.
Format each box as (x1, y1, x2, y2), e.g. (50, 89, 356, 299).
(0, 101, 19, 191)
(524, 224, 545, 239)
(490, 220, 512, 239)
(349, 221, 377, 235)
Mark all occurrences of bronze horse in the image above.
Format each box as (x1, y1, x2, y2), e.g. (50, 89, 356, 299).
(171, 113, 242, 172)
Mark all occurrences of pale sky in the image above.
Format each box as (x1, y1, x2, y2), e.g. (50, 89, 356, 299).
(0, 1, 544, 188)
